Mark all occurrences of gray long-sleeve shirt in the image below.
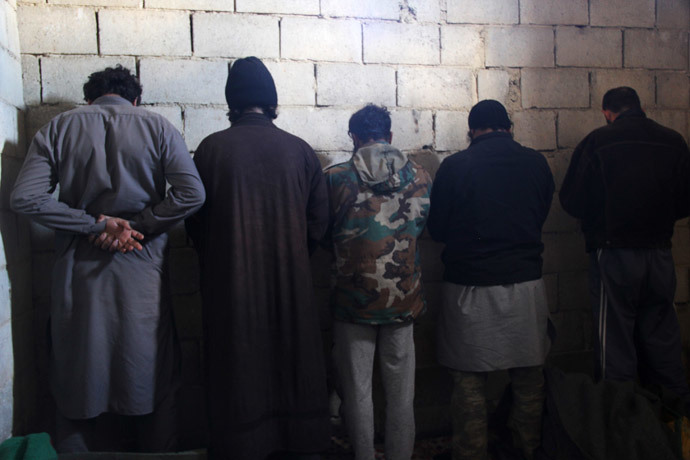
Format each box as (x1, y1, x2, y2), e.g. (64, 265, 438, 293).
(11, 95, 205, 418)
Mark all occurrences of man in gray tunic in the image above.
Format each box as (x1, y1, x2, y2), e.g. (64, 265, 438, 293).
(10, 65, 205, 453)
(427, 100, 553, 460)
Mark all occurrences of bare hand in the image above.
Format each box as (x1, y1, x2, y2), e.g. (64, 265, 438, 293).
(89, 215, 144, 253)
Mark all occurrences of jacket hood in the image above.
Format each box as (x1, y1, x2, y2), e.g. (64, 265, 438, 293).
(352, 142, 411, 193)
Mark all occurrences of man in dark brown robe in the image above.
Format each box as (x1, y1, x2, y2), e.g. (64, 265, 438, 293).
(185, 57, 330, 460)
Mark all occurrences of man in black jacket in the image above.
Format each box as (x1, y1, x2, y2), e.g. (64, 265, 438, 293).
(428, 100, 554, 460)
(560, 87, 690, 408)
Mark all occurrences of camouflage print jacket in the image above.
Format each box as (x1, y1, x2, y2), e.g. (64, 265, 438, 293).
(325, 142, 432, 325)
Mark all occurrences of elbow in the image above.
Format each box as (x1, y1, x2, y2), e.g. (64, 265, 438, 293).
(9, 189, 30, 215)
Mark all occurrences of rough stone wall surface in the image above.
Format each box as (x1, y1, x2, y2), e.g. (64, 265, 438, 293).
(13, 0, 690, 443)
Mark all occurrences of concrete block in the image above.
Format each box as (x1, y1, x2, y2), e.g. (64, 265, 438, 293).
(520, 0, 587, 25)
(321, 0, 399, 20)
(21, 55, 40, 106)
(406, 0, 441, 23)
(99, 9, 191, 56)
(274, 107, 351, 151)
(316, 63, 396, 107)
(557, 110, 605, 149)
(140, 59, 228, 104)
(42, 55, 136, 104)
(409, 151, 443, 180)
(0, 50, 22, 107)
(184, 107, 229, 152)
(441, 25, 483, 67)
(485, 27, 553, 68)
(2, 1, 20, 56)
(25, 104, 72, 142)
(236, 0, 318, 15)
(522, 69, 589, 109)
(544, 273, 558, 313)
(542, 232, 588, 273)
(657, 73, 690, 109)
(419, 239, 444, 282)
(282, 17, 361, 63)
(673, 228, 690, 265)
(512, 110, 557, 151)
(49, 0, 139, 5)
(0, 104, 21, 161)
(591, 0, 654, 27)
(447, 0, 518, 24)
(657, 0, 690, 29)
(0, 322, 13, 395)
(477, 69, 516, 107)
(557, 270, 589, 312)
(0, 2, 9, 52)
(591, 70, 655, 110)
(317, 151, 352, 169)
(556, 27, 622, 68)
(646, 109, 688, 142)
(675, 266, 689, 303)
(548, 149, 573, 192)
(0, 271, 9, 326)
(543, 198, 578, 233)
(364, 23, 439, 65)
(18, 5, 97, 54)
(398, 67, 474, 110)
(193, 13, 279, 59)
(142, 105, 183, 135)
(435, 110, 470, 152)
(146, 0, 233, 11)
(264, 61, 315, 106)
(389, 109, 434, 151)
(625, 29, 688, 70)
(550, 309, 587, 353)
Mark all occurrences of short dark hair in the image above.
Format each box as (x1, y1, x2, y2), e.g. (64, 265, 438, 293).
(348, 104, 391, 142)
(227, 106, 278, 123)
(83, 65, 142, 104)
(602, 87, 642, 113)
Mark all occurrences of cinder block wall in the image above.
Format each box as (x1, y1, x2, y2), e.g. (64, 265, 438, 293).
(1, 0, 31, 441)
(12, 0, 690, 442)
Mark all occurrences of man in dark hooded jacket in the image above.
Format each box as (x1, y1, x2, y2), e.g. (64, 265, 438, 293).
(185, 57, 330, 460)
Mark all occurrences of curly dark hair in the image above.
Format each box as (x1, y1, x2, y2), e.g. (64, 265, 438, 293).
(227, 106, 278, 123)
(602, 86, 641, 113)
(348, 104, 391, 142)
(83, 65, 142, 104)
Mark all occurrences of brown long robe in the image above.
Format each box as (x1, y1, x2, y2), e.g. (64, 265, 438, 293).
(185, 113, 330, 459)
(10, 95, 206, 419)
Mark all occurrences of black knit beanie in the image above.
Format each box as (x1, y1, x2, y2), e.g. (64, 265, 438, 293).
(468, 99, 511, 130)
(225, 57, 277, 110)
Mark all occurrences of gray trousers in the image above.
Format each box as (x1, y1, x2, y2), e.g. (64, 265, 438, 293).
(333, 320, 416, 460)
(589, 248, 690, 399)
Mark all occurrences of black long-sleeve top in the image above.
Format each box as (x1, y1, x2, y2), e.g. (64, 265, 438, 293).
(559, 109, 690, 252)
(428, 131, 554, 286)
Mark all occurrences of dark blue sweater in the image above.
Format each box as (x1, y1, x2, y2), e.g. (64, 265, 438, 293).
(428, 131, 554, 286)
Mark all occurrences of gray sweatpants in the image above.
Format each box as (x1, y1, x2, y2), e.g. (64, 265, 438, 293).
(333, 320, 416, 460)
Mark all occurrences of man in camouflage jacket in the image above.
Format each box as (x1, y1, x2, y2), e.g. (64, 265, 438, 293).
(325, 104, 431, 460)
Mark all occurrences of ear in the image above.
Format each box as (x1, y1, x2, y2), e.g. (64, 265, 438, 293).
(387, 132, 393, 144)
(602, 109, 617, 123)
(351, 133, 362, 150)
